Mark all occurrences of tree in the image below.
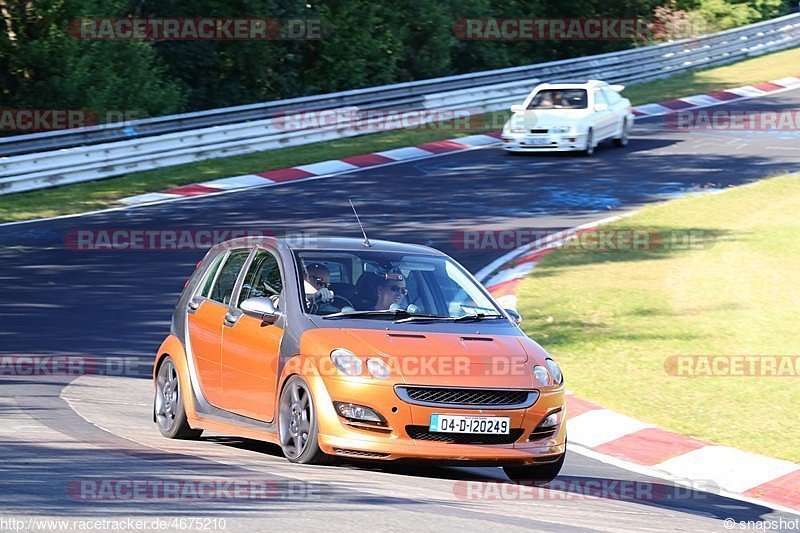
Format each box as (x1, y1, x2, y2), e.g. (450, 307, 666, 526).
(0, 0, 183, 122)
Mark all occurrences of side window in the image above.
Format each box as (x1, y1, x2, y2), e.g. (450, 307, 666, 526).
(595, 89, 610, 107)
(208, 250, 250, 305)
(199, 254, 226, 298)
(238, 250, 284, 307)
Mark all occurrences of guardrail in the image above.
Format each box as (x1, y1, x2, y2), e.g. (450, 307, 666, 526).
(1, 13, 799, 195)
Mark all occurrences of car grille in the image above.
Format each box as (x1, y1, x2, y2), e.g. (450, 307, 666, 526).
(333, 448, 390, 458)
(406, 426, 524, 445)
(397, 386, 534, 407)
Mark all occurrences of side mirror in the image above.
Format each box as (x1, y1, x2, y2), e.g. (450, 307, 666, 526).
(505, 308, 522, 326)
(594, 103, 608, 112)
(240, 297, 279, 324)
(510, 104, 525, 113)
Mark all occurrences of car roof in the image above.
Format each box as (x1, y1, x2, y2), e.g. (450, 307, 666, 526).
(537, 79, 608, 90)
(209, 236, 446, 256)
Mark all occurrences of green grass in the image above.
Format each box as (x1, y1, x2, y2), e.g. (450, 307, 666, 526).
(622, 46, 800, 105)
(0, 45, 798, 223)
(515, 173, 800, 463)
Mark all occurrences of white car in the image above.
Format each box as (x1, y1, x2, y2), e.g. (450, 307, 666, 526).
(501, 80, 635, 155)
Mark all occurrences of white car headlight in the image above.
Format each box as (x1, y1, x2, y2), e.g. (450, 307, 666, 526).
(506, 119, 527, 133)
(550, 126, 572, 134)
(545, 358, 563, 385)
(367, 358, 391, 380)
(330, 349, 362, 376)
(533, 365, 550, 386)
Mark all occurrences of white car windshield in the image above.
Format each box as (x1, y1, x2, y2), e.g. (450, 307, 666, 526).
(294, 250, 503, 319)
(528, 89, 588, 110)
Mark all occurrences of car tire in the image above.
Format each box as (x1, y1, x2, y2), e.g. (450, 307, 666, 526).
(278, 375, 332, 465)
(582, 129, 595, 156)
(502, 451, 565, 485)
(613, 120, 630, 147)
(154, 356, 203, 440)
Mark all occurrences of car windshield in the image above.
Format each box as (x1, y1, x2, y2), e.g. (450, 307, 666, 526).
(294, 250, 503, 319)
(527, 89, 588, 110)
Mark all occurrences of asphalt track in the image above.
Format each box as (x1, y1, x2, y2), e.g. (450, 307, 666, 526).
(1, 88, 800, 531)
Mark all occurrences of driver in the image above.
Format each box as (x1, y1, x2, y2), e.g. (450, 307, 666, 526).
(304, 263, 335, 310)
(375, 270, 408, 310)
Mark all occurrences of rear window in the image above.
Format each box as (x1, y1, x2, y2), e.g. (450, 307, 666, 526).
(528, 89, 588, 110)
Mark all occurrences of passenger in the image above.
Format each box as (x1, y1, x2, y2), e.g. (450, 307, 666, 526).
(375, 270, 408, 310)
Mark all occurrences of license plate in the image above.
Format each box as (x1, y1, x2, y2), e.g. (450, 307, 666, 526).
(523, 137, 551, 146)
(429, 414, 510, 434)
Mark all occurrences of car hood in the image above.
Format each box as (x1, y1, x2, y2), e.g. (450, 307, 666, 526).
(344, 328, 534, 388)
(507, 109, 588, 128)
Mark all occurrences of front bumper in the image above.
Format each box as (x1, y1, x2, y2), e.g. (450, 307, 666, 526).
(502, 132, 587, 153)
(310, 376, 567, 463)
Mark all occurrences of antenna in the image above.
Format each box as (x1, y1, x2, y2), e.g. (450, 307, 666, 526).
(349, 198, 371, 248)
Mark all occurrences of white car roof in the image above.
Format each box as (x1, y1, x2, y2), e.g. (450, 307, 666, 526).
(535, 79, 608, 90)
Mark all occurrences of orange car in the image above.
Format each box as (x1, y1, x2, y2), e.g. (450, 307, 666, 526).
(153, 237, 566, 481)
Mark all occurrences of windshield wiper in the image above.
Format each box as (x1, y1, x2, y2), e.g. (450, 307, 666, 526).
(452, 313, 505, 322)
(322, 309, 416, 320)
(395, 312, 505, 324)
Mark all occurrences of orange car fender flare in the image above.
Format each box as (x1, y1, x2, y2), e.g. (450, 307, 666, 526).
(277, 354, 339, 434)
(153, 334, 199, 423)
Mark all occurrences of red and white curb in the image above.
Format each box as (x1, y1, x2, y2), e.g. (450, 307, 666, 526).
(118, 134, 501, 205)
(477, 216, 800, 512)
(118, 75, 800, 206)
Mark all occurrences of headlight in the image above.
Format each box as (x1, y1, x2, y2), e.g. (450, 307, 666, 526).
(546, 358, 563, 385)
(550, 126, 572, 134)
(506, 120, 527, 133)
(533, 365, 550, 386)
(330, 349, 362, 376)
(367, 358, 391, 380)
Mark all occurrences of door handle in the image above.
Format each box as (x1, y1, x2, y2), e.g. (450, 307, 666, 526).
(224, 310, 240, 325)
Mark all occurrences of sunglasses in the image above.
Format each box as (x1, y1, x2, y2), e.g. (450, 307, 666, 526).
(387, 285, 408, 295)
(312, 277, 330, 288)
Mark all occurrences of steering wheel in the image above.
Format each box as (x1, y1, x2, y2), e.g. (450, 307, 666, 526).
(309, 294, 355, 314)
(330, 294, 354, 310)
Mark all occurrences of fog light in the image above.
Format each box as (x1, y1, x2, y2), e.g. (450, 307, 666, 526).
(333, 402, 386, 425)
(539, 410, 562, 428)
